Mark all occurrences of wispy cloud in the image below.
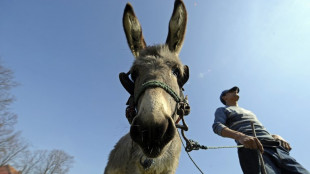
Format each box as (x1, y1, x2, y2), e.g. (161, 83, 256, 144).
(199, 73, 205, 78)
(198, 69, 212, 79)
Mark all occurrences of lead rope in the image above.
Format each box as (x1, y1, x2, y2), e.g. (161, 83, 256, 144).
(177, 130, 205, 174)
(176, 128, 243, 174)
(175, 100, 244, 174)
(175, 100, 205, 174)
(177, 120, 266, 174)
(251, 122, 267, 174)
(177, 132, 243, 174)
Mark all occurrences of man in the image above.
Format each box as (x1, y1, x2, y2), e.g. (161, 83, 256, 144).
(213, 86, 309, 174)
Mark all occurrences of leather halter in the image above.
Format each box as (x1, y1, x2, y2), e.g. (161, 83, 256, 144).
(119, 72, 190, 125)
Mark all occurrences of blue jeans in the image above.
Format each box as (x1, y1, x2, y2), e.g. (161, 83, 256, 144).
(238, 146, 309, 174)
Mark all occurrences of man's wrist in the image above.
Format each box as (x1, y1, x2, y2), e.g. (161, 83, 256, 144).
(221, 128, 247, 142)
(234, 132, 246, 141)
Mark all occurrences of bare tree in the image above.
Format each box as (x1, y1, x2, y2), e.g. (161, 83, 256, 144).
(0, 62, 16, 142)
(14, 149, 74, 174)
(0, 134, 28, 166)
(0, 127, 27, 166)
(0, 61, 28, 166)
(33, 150, 74, 174)
(0, 62, 74, 173)
(14, 150, 44, 174)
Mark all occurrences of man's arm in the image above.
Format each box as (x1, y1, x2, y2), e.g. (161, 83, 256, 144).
(221, 127, 264, 153)
(213, 107, 263, 153)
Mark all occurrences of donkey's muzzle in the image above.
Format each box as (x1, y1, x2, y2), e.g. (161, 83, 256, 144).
(130, 116, 176, 158)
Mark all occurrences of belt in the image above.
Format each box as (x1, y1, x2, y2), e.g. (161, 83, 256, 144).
(260, 139, 280, 147)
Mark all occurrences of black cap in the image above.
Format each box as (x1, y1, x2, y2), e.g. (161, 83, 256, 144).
(220, 86, 240, 105)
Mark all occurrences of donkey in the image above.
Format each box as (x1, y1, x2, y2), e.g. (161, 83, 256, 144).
(104, 0, 189, 173)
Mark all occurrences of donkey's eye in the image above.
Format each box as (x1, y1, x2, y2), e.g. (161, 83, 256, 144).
(172, 68, 180, 78)
(130, 71, 138, 82)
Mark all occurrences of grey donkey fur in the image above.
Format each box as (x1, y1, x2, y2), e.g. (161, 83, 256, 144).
(104, 1, 188, 173)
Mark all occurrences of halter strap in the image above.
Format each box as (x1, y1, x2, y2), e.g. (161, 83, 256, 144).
(134, 80, 182, 104)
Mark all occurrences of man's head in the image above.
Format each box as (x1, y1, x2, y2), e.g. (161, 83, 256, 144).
(220, 86, 240, 105)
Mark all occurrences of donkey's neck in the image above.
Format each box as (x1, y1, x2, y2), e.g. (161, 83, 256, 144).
(130, 133, 182, 174)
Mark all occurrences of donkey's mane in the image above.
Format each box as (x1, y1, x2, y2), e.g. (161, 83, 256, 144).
(133, 45, 184, 75)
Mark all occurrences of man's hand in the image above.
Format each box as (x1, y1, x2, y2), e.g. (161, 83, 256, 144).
(221, 128, 264, 153)
(237, 134, 264, 153)
(272, 134, 292, 151)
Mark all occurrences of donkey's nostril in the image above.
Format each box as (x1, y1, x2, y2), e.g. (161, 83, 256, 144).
(163, 117, 176, 143)
(130, 119, 143, 144)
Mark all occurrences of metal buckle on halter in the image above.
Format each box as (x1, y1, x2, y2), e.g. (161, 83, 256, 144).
(125, 96, 136, 124)
(177, 96, 190, 116)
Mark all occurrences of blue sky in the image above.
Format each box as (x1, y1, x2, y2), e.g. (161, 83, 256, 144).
(1, 0, 310, 173)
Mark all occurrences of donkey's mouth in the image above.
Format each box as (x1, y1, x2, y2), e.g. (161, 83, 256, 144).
(130, 117, 176, 158)
(142, 146, 162, 158)
(138, 131, 173, 158)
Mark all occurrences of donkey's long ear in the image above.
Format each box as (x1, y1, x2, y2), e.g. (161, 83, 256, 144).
(179, 65, 189, 87)
(123, 3, 146, 58)
(166, 0, 187, 55)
